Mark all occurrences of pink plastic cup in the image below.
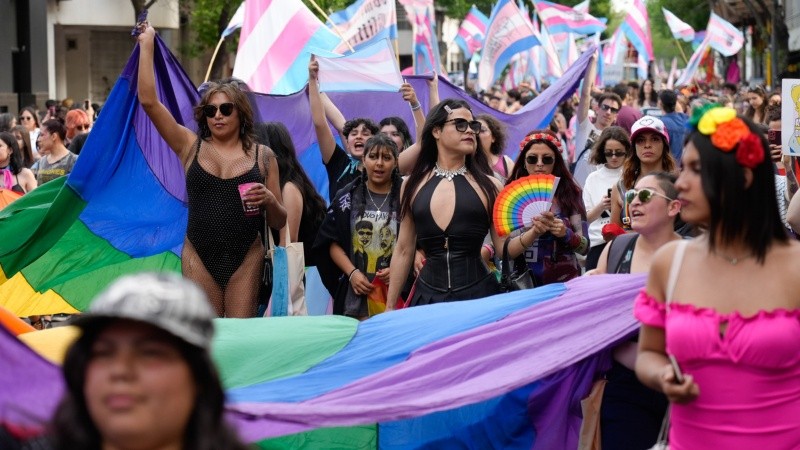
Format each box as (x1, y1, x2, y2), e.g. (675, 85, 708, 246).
(237, 182, 261, 217)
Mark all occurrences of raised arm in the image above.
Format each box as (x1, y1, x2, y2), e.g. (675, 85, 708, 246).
(136, 25, 195, 161)
(308, 57, 337, 164)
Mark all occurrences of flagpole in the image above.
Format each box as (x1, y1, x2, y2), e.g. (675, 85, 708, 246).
(306, 0, 355, 53)
(673, 38, 689, 65)
(204, 37, 226, 83)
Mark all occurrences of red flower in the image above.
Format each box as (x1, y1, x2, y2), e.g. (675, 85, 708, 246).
(735, 133, 765, 169)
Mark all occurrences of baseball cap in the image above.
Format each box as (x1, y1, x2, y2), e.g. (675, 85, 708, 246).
(630, 116, 669, 145)
(72, 272, 215, 349)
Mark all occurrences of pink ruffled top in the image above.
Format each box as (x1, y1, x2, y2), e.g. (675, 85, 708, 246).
(634, 290, 800, 450)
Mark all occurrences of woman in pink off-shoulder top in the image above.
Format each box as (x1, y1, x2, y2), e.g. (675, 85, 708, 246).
(634, 106, 800, 450)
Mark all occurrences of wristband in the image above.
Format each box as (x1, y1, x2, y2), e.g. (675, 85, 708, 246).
(410, 102, 421, 111)
(482, 243, 495, 259)
(348, 268, 358, 281)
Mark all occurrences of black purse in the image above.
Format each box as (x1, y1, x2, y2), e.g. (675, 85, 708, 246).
(500, 236, 536, 292)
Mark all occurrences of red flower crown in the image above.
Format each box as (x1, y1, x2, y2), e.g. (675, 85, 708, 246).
(519, 132, 562, 152)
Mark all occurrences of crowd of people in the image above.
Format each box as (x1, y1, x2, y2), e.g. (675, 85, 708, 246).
(2, 21, 798, 449)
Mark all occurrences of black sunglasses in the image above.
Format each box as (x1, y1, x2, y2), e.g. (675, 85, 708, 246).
(444, 118, 482, 133)
(202, 102, 235, 118)
(600, 104, 620, 114)
(526, 154, 555, 165)
(625, 188, 674, 204)
(19, 116, 34, 122)
(604, 151, 626, 158)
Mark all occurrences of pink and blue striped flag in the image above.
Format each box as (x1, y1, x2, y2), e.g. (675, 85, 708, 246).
(232, 0, 341, 95)
(315, 39, 402, 92)
(400, 0, 442, 75)
(221, 2, 246, 39)
(706, 12, 744, 57)
(675, 35, 710, 86)
(454, 5, 490, 60)
(618, 0, 653, 78)
(534, 15, 564, 82)
(534, 0, 606, 36)
(662, 7, 695, 42)
(478, 0, 540, 91)
(328, 0, 398, 53)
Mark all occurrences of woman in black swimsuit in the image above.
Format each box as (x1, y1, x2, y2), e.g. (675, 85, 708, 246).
(386, 99, 506, 308)
(0, 132, 36, 194)
(137, 24, 286, 317)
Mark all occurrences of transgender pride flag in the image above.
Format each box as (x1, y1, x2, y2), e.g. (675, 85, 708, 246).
(706, 12, 744, 57)
(454, 5, 490, 59)
(618, 0, 653, 78)
(535, 0, 606, 36)
(233, 0, 341, 95)
(315, 39, 403, 92)
(478, 0, 539, 91)
(662, 7, 695, 42)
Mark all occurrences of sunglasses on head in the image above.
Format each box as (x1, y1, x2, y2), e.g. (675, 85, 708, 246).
(625, 188, 674, 204)
(526, 154, 555, 165)
(202, 102, 235, 118)
(604, 151, 626, 158)
(444, 118, 482, 133)
(600, 104, 620, 113)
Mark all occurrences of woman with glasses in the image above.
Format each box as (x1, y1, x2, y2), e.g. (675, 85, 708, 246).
(589, 172, 682, 449)
(635, 107, 800, 447)
(386, 99, 502, 308)
(136, 24, 286, 318)
(18, 107, 41, 160)
(582, 126, 630, 270)
(64, 109, 91, 145)
(611, 116, 677, 230)
(503, 130, 588, 286)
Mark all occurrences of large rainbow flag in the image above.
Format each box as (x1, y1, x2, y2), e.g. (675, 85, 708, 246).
(2, 273, 644, 448)
(0, 35, 597, 315)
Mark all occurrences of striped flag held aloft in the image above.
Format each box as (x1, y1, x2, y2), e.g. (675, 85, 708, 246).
(618, 0, 653, 77)
(315, 39, 403, 92)
(328, 0, 398, 53)
(478, 0, 540, 91)
(534, 0, 606, 36)
(232, 0, 340, 95)
(706, 12, 744, 57)
(454, 5, 490, 59)
(662, 7, 695, 42)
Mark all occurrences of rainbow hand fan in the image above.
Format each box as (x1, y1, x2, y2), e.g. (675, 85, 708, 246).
(493, 174, 560, 236)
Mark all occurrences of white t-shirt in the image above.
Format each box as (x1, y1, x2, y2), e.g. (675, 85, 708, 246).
(583, 164, 623, 248)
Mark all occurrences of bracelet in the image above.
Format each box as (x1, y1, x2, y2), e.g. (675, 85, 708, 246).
(482, 243, 495, 259)
(410, 102, 421, 111)
(348, 268, 358, 281)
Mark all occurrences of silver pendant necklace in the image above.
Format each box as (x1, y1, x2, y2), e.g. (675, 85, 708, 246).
(367, 186, 390, 211)
(433, 163, 467, 181)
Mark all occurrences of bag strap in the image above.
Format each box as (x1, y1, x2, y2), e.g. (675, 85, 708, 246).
(606, 233, 639, 274)
(502, 236, 514, 279)
(665, 240, 689, 307)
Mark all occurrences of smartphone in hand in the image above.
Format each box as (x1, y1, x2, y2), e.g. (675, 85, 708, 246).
(669, 354, 685, 384)
(768, 129, 781, 146)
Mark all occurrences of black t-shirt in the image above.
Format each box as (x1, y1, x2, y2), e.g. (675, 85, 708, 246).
(325, 145, 360, 202)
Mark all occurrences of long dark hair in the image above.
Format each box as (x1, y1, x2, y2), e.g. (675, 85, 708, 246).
(622, 131, 676, 189)
(193, 80, 257, 154)
(589, 126, 631, 165)
(638, 78, 657, 107)
(508, 129, 586, 220)
(400, 99, 497, 219)
(52, 321, 249, 450)
(379, 116, 412, 150)
(475, 114, 507, 156)
(0, 132, 25, 175)
(744, 86, 767, 123)
(357, 134, 402, 227)
(254, 122, 326, 231)
(689, 115, 787, 263)
(12, 125, 35, 168)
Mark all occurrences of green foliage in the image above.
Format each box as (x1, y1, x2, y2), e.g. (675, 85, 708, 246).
(646, 0, 708, 62)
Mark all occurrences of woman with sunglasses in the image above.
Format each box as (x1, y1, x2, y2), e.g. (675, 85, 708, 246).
(137, 24, 286, 318)
(64, 109, 91, 146)
(386, 99, 502, 309)
(611, 116, 677, 230)
(635, 107, 800, 448)
(503, 130, 588, 286)
(582, 126, 630, 270)
(590, 172, 682, 449)
(18, 107, 41, 160)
